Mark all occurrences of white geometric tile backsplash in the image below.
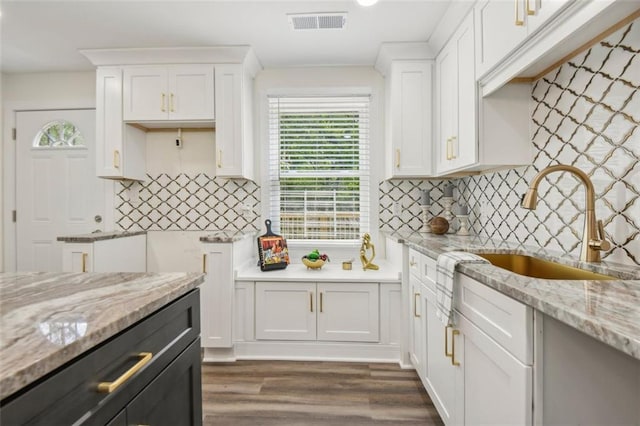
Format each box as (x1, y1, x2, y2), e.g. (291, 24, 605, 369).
(381, 19, 639, 267)
(116, 174, 260, 232)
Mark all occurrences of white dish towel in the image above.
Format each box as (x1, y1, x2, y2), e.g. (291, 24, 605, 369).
(436, 251, 489, 326)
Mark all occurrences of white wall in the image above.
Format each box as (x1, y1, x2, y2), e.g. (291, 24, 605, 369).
(2, 71, 96, 271)
(254, 66, 386, 261)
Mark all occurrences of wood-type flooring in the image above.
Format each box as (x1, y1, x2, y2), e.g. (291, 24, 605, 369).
(202, 360, 444, 425)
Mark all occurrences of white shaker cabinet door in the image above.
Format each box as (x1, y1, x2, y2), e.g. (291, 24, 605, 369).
(168, 65, 215, 121)
(201, 244, 234, 348)
(455, 312, 533, 426)
(123, 66, 169, 121)
(316, 283, 379, 343)
(255, 282, 317, 341)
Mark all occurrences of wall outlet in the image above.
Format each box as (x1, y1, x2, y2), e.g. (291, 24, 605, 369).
(393, 201, 401, 216)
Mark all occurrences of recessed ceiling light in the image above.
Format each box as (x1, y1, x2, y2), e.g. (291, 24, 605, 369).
(356, 0, 379, 6)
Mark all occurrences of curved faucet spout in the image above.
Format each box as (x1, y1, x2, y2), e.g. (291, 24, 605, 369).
(521, 164, 610, 263)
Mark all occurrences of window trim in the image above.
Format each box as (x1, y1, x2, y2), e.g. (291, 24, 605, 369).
(262, 88, 375, 244)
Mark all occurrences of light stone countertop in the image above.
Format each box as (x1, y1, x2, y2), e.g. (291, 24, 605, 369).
(199, 229, 258, 243)
(56, 230, 147, 243)
(384, 230, 640, 360)
(0, 272, 204, 400)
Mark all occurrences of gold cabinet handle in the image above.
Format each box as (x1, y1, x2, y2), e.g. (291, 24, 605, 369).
(515, 0, 524, 25)
(81, 253, 88, 273)
(310, 292, 313, 312)
(451, 329, 461, 366)
(161, 93, 166, 112)
(414, 293, 421, 318)
(409, 259, 417, 267)
(97, 352, 153, 393)
(451, 136, 457, 159)
(170, 93, 175, 112)
(320, 292, 324, 313)
(526, 0, 535, 15)
(445, 325, 453, 357)
(446, 138, 452, 161)
(217, 149, 222, 168)
(113, 150, 120, 169)
(395, 149, 400, 168)
(202, 254, 207, 273)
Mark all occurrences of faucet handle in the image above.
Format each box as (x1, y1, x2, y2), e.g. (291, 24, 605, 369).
(591, 220, 611, 252)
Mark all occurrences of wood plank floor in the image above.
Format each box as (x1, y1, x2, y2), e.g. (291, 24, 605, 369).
(202, 361, 444, 425)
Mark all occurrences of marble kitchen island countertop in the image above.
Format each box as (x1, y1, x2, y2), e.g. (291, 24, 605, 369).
(0, 272, 204, 400)
(56, 230, 147, 243)
(384, 230, 640, 360)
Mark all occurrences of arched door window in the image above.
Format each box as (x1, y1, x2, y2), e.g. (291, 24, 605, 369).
(33, 120, 85, 148)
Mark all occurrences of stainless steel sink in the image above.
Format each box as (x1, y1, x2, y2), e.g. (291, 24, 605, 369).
(475, 253, 616, 280)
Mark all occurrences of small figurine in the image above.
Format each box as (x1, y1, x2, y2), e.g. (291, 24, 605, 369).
(359, 233, 379, 271)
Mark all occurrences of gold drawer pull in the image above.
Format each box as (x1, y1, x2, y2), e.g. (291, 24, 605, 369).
(97, 352, 152, 393)
(217, 149, 222, 168)
(320, 292, 324, 313)
(515, 0, 524, 26)
(113, 150, 120, 169)
(451, 329, 461, 366)
(161, 93, 166, 112)
(526, 0, 535, 15)
(446, 138, 452, 161)
(202, 254, 207, 273)
(450, 136, 457, 159)
(414, 293, 420, 318)
(395, 149, 400, 168)
(310, 292, 313, 312)
(170, 93, 175, 112)
(445, 325, 453, 358)
(81, 253, 88, 273)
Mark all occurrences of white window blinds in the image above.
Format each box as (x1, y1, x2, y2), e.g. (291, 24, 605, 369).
(268, 95, 371, 241)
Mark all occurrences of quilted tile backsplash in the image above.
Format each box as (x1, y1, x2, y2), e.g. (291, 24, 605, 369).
(381, 19, 639, 267)
(116, 174, 260, 232)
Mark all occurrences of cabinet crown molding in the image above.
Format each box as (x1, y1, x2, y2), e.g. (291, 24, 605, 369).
(80, 46, 262, 75)
(374, 42, 435, 76)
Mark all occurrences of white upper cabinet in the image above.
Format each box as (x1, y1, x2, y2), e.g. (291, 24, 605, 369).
(475, 0, 529, 78)
(475, 0, 572, 78)
(436, 13, 477, 175)
(214, 64, 255, 179)
(436, 12, 531, 176)
(123, 65, 215, 122)
(385, 61, 433, 178)
(95, 67, 146, 181)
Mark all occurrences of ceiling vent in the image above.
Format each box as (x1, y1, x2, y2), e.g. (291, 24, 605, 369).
(287, 12, 347, 30)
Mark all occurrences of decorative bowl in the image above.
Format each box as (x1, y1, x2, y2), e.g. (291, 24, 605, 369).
(302, 258, 325, 269)
(430, 216, 450, 235)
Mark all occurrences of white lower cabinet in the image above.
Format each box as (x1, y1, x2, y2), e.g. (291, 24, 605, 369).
(409, 275, 425, 377)
(61, 234, 146, 272)
(454, 313, 532, 426)
(407, 248, 533, 425)
(424, 300, 457, 425)
(200, 237, 254, 349)
(255, 282, 317, 341)
(255, 282, 379, 343)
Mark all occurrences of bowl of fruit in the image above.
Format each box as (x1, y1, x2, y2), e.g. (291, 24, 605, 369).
(302, 250, 330, 269)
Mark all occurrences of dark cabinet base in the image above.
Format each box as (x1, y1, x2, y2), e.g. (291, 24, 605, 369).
(1, 289, 202, 426)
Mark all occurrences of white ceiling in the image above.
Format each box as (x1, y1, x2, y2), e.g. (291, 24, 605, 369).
(0, 0, 455, 73)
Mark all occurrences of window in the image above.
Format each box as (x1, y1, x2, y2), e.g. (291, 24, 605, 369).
(268, 95, 370, 241)
(33, 120, 85, 148)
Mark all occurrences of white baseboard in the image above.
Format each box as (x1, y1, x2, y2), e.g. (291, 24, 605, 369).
(202, 341, 401, 364)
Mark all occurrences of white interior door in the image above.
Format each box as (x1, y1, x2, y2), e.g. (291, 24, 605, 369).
(16, 109, 104, 272)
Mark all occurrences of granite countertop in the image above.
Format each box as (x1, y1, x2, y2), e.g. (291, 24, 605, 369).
(384, 230, 640, 360)
(57, 230, 147, 243)
(200, 229, 258, 243)
(0, 272, 204, 400)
